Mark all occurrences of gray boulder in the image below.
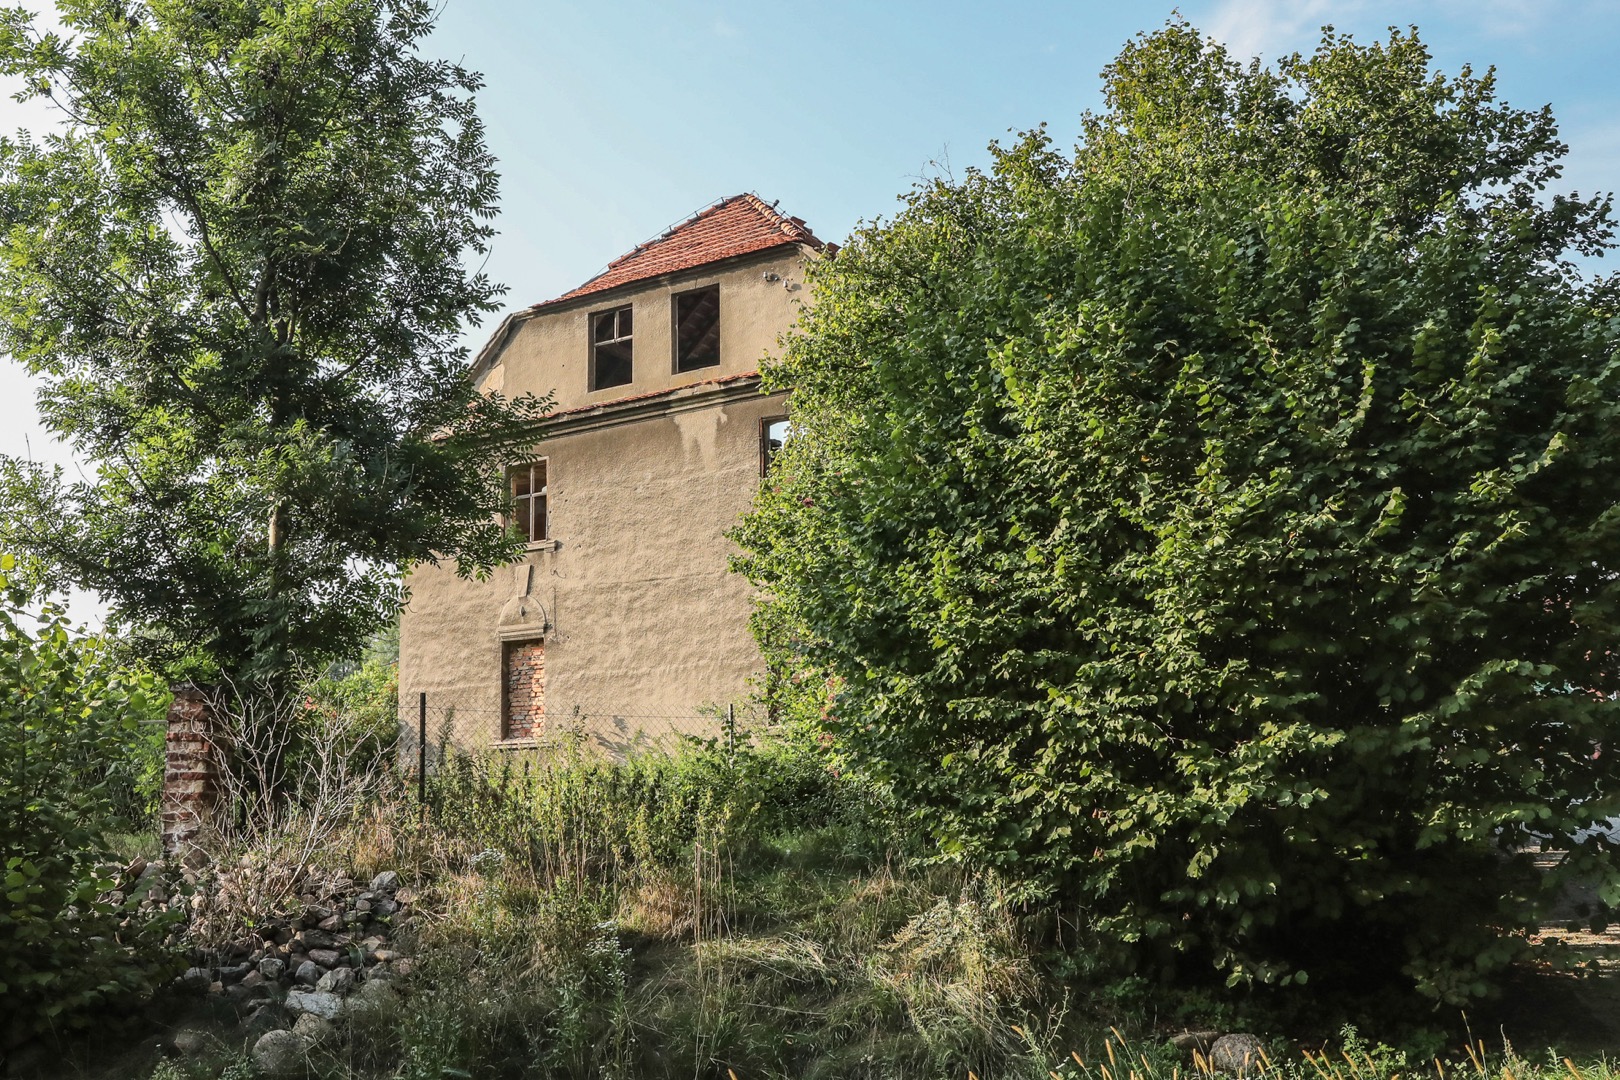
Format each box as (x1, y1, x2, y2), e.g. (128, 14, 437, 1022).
(251, 1029, 309, 1079)
(170, 1027, 215, 1057)
(179, 967, 212, 994)
(292, 1012, 336, 1046)
(1210, 1034, 1267, 1077)
(294, 960, 321, 986)
(285, 989, 344, 1021)
(1171, 1031, 1222, 1057)
(241, 1004, 291, 1045)
(347, 976, 400, 1024)
(356, 977, 397, 1004)
(306, 948, 342, 968)
(218, 962, 253, 984)
(259, 957, 286, 981)
(316, 967, 356, 995)
(299, 929, 336, 949)
(369, 871, 400, 892)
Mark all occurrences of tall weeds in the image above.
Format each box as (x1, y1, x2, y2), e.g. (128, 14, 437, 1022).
(295, 734, 1071, 1079)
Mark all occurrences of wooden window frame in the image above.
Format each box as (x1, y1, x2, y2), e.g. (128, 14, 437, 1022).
(759, 415, 790, 476)
(509, 460, 549, 543)
(590, 305, 634, 390)
(672, 285, 721, 373)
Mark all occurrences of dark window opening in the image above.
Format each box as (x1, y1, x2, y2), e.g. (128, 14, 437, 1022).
(674, 286, 720, 372)
(761, 417, 791, 475)
(591, 306, 633, 389)
(510, 461, 547, 542)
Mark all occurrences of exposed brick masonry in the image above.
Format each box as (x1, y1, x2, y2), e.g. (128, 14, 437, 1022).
(503, 640, 546, 740)
(161, 684, 221, 866)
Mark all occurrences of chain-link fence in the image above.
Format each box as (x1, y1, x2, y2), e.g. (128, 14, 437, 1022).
(396, 695, 770, 791)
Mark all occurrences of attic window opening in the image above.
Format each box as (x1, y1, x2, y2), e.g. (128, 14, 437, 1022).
(511, 461, 548, 543)
(591, 306, 633, 390)
(674, 286, 720, 372)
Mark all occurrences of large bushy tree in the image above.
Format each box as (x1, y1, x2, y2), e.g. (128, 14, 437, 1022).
(735, 23, 1620, 1003)
(0, 0, 546, 681)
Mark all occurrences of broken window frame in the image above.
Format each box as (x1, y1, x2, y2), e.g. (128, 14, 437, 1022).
(672, 285, 721, 373)
(509, 460, 549, 543)
(760, 416, 791, 476)
(590, 305, 634, 390)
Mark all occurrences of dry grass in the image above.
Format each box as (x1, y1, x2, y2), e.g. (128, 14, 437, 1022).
(121, 735, 1620, 1080)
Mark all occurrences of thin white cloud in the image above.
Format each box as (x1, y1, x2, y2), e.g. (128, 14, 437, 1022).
(1206, 0, 1363, 63)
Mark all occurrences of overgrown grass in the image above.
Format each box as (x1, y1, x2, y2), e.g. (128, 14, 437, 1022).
(342, 737, 1060, 1078)
(106, 732, 1620, 1080)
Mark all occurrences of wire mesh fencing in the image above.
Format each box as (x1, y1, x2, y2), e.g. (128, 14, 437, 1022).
(396, 695, 769, 794)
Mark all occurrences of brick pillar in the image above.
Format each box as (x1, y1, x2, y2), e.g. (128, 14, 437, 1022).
(161, 683, 221, 866)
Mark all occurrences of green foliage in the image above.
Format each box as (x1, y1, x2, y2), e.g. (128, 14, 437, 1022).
(0, 0, 550, 682)
(312, 737, 1064, 1080)
(427, 733, 883, 882)
(734, 21, 1620, 1004)
(0, 554, 180, 1043)
(105, 719, 166, 839)
(306, 643, 401, 764)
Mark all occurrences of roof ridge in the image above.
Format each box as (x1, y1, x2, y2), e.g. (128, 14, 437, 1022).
(732, 192, 820, 245)
(530, 192, 823, 311)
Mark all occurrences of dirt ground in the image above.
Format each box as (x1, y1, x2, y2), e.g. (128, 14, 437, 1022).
(1491, 853, 1620, 1054)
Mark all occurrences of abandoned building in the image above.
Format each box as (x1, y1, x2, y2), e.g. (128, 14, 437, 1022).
(397, 194, 826, 747)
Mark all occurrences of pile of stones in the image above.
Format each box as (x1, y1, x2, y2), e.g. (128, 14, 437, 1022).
(171, 870, 418, 1075)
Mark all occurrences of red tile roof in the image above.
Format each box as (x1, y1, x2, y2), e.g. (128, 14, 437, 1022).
(535, 194, 824, 310)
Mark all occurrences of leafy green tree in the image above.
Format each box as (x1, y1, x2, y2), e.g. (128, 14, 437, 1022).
(0, 554, 177, 1042)
(735, 22, 1620, 1004)
(0, 0, 547, 682)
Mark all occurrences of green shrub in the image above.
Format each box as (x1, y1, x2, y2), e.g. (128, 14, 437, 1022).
(426, 733, 885, 884)
(734, 23, 1620, 1005)
(0, 555, 179, 1044)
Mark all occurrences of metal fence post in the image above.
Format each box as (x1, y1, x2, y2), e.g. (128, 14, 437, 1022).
(726, 702, 736, 758)
(417, 691, 427, 812)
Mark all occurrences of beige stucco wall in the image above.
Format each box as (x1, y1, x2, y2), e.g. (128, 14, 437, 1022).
(474, 246, 808, 412)
(400, 243, 811, 750)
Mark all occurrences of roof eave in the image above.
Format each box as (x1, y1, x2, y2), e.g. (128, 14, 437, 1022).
(470, 239, 817, 377)
(524, 239, 815, 317)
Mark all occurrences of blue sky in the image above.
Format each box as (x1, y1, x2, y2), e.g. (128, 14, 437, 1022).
(1, 0, 1616, 623)
(423, 0, 1620, 312)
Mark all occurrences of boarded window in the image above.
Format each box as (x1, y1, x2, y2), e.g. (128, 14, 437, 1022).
(510, 461, 547, 542)
(502, 639, 545, 740)
(591, 306, 633, 389)
(674, 286, 720, 372)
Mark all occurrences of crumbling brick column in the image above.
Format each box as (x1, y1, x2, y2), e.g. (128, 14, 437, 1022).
(161, 683, 221, 866)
